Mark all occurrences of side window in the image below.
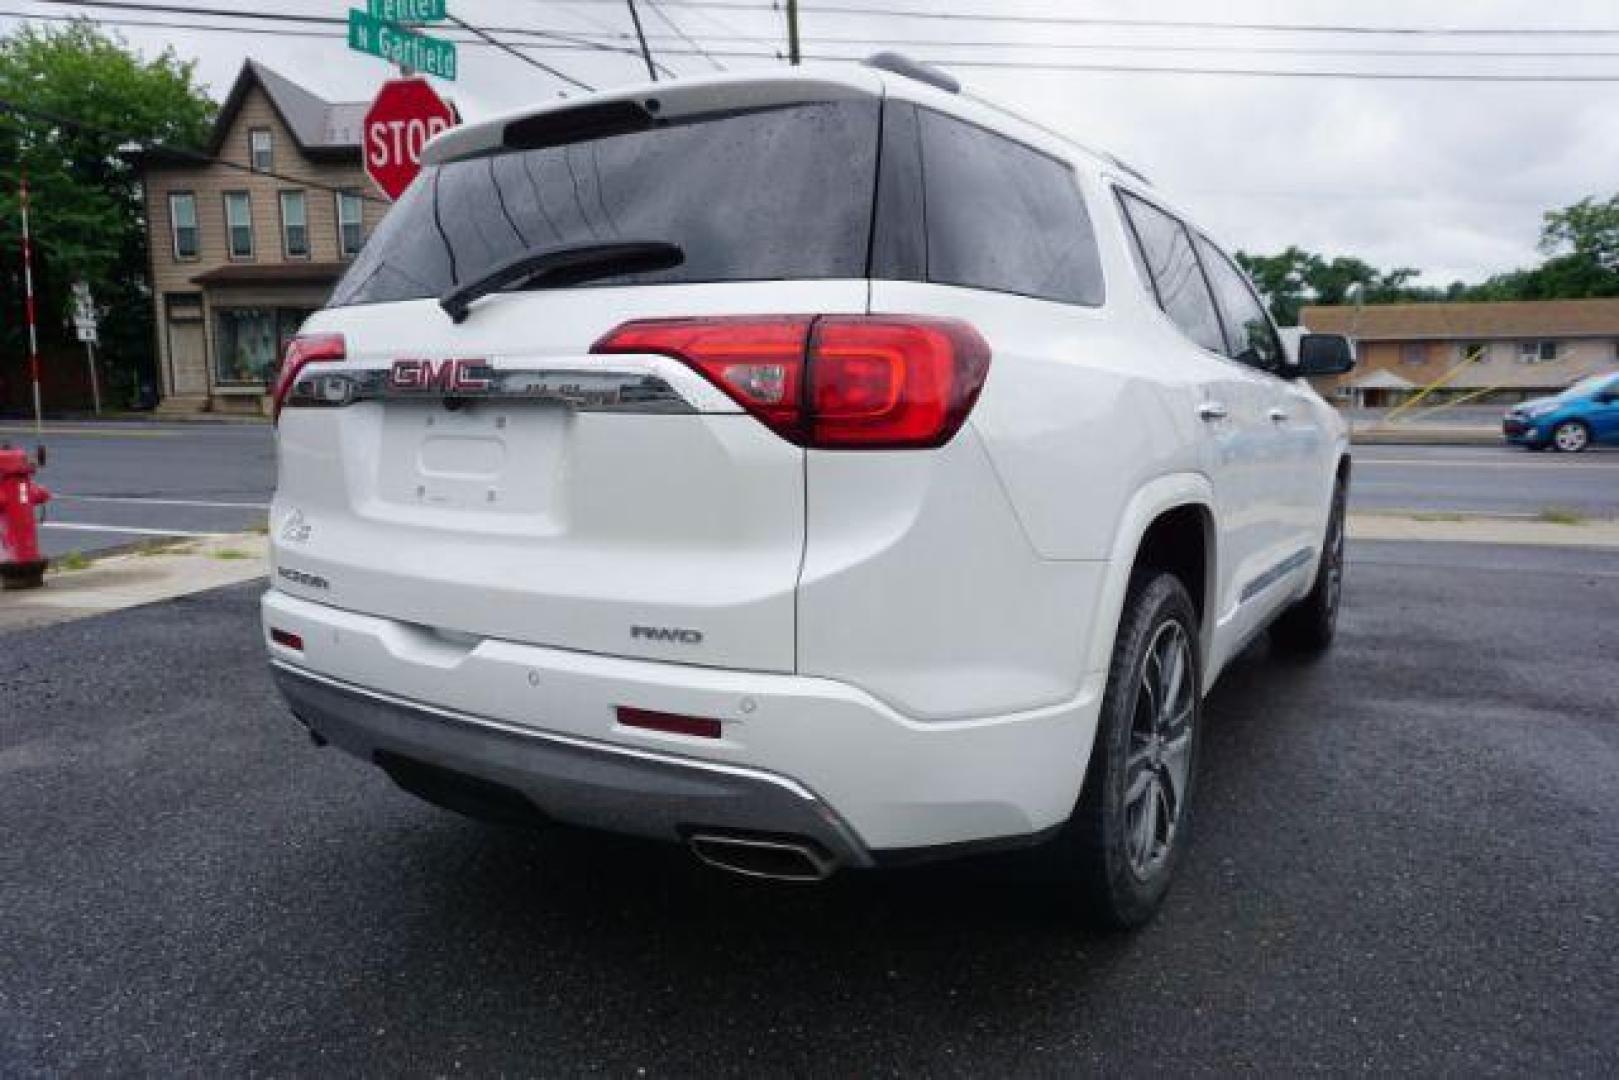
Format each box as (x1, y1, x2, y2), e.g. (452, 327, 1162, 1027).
(916, 109, 1104, 305)
(1117, 191, 1224, 353)
(1195, 235, 1284, 372)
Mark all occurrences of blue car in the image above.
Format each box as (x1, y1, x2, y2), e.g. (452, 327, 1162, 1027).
(1503, 373, 1619, 452)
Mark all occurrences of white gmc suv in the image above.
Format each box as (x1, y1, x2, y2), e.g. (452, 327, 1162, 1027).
(264, 58, 1353, 927)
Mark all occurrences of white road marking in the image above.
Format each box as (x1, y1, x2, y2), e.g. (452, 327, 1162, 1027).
(1359, 457, 1619, 471)
(42, 523, 224, 538)
(54, 495, 270, 510)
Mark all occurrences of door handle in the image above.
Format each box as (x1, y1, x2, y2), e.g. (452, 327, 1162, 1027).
(1267, 407, 1289, 424)
(1198, 401, 1229, 421)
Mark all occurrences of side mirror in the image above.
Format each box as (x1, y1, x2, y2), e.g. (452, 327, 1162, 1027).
(1295, 333, 1356, 377)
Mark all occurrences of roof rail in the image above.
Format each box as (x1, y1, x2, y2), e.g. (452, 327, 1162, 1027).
(863, 51, 961, 94)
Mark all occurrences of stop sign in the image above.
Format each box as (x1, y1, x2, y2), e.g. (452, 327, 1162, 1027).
(363, 78, 456, 201)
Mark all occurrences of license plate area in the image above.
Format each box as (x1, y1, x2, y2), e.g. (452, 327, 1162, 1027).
(376, 400, 567, 514)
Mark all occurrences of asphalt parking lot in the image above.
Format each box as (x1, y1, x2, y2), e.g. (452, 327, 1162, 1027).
(2, 539, 1615, 1074)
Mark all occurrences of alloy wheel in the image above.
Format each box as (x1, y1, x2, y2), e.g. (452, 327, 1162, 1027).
(1554, 422, 1589, 452)
(1123, 619, 1195, 879)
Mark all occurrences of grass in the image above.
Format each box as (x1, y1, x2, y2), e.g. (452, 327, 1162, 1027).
(53, 551, 92, 572)
(1412, 511, 1467, 523)
(135, 539, 193, 557)
(210, 548, 252, 561)
(1536, 506, 1589, 526)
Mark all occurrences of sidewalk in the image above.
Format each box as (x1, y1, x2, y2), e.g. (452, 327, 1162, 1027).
(1, 532, 268, 634)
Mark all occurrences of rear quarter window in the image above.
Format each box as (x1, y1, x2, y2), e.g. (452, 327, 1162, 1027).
(330, 100, 881, 308)
(912, 109, 1104, 306)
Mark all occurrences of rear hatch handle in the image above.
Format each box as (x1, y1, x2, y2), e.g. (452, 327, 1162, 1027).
(438, 240, 685, 324)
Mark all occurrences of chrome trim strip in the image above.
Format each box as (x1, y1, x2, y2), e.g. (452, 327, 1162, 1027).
(269, 659, 820, 802)
(1240, 545, 1316, 604)
(286, 367, 696, 413)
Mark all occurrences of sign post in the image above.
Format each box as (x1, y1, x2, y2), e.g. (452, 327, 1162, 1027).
(18, 171, 42, 436)
(70, 281, 101, 416)
(362, 78, 457, 201)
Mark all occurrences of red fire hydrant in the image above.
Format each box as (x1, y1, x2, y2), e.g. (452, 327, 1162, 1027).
(1, 445, 50, 590)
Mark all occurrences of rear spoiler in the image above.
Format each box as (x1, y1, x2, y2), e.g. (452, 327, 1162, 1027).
(423, 69, 885, 166)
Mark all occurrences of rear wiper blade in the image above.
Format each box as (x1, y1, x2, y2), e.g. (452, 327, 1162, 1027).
(439, 240, 685, 323)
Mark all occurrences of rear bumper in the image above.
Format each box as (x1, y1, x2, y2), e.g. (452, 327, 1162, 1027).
(262, 589, 1103, 859)
(272, 661, 874, 868)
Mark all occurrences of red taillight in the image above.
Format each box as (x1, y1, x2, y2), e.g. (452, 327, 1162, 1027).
(616, 706, 723, 739)
(272, 333, 346, 422)
(591, 315, 991, 449)
(269, 627, 304, 651)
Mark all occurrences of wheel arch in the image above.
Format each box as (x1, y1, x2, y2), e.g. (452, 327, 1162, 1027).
(1084, 472, 1219, 683)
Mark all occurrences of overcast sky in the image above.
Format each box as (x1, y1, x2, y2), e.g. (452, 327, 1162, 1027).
(6, 0, 1619, 284)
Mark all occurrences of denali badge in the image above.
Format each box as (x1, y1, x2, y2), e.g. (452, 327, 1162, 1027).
(277, 565, 330, 591)
(631, 625, 704, 645)
(389, 359, 492, 393)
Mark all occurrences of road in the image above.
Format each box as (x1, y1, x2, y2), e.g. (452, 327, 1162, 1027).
(0, 422, 273, 557)
(2, 540, 1615, 1074)
(8, 422, 1617, 562)
(1353, 443, 1619, 519)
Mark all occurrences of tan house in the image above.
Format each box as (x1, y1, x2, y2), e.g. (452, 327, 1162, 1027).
(138, 62, 390, 414)
(1302, 298, 1619, 408)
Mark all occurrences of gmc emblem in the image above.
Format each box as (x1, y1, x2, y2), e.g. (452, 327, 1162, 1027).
(389, 358, 491, 393)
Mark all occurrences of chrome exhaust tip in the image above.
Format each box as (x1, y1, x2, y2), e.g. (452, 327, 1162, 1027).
(688, 832, 837, 882)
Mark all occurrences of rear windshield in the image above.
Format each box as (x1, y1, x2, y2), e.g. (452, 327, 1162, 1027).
(328, 99, 880, 307)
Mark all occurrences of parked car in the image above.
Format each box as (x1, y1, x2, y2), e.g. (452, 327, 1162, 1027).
(262, 59, 1354, 928)
(1503, 372, 1619, 452)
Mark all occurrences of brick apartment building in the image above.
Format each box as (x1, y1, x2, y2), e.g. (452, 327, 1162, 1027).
(137, 62, 390, 415)
(1302, 298, 1619, 407)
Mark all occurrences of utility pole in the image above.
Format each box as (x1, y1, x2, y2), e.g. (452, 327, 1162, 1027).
(626, 0, 658, 81)
(786, 0, 801, 65)
(19, 170, 43, 436)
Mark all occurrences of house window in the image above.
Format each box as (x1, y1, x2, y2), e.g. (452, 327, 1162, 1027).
(1461, 342, 1490, 363)
(1400, 343, 1427, 365)
(1520, 340, 1559, 364)
(213, 307, 314, 386)
(249, 128, 273, 172)
(168, 192, 198, 260)
(223, 191, 254, 259)
(336, 190, 364, 257)
(279, 191, 309, 258)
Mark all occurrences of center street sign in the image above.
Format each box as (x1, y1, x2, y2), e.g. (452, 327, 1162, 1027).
(368, 0, 446, 21)
(348, 8, 457, 80)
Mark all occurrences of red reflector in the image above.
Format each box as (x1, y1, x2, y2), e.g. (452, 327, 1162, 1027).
(272, 333, 346, 423)
(591, 315, 990, 449)
(269, 627, 304, 651)
(616, 706, 723, 739)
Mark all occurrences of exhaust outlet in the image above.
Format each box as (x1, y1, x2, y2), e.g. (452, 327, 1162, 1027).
(688, 832, 837, 882)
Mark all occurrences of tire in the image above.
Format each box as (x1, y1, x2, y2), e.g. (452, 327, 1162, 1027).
(1051, 572, 1202, 930)
(1272, 476, 1346, 655)
(1552, 419, 1591, 453)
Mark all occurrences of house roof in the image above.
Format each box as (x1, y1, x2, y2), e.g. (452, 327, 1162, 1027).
(1347, 369, 1418, 391)
(206, 61, 368, 159)
(1301, 298, 1619, 342)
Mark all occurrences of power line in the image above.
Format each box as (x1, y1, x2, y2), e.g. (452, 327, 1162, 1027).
(443, 10, 594, 90)
(544, 0, 1619, 37)
(21, 1, 1619, 66)
(645, 0, 725, 71)
(16, 5, 1619, 81)
(0, 92, 392, 203)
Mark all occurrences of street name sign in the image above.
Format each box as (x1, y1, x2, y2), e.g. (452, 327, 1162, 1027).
(348, 8, 457, 80)
(368, 0, 446, 22)
(363, 78, 457, 200)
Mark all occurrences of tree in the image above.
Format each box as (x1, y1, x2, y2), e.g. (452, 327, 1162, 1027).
(0, 21, 215, 406)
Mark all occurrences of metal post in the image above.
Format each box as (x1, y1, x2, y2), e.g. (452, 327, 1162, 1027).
(626, 0, 658, 81)
(84, 339, 101, 416)
(19, 171, 43, 435)
(787, 0, 801, 65)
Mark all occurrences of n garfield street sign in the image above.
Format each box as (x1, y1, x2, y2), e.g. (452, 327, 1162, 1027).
(348, 8, 457, 80)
